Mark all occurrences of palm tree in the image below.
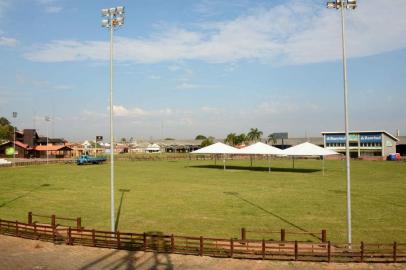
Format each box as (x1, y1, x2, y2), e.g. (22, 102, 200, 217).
(201, 136, 214, 147)
(224, 133, 237, 146)
(247, 128, 263, 143)
(235, 133, 247, 145)
(267, 134, 277, 144)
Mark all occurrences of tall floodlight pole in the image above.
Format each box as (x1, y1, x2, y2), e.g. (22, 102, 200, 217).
(327, 0, 357, 246)
(101, 6, 125, 232)
(12, 112, 17, 166)
(45, 116, 50, 164)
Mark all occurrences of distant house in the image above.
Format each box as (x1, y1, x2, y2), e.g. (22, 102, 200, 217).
(0, 129, 72, 159)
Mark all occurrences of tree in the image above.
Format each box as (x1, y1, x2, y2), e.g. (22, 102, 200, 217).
(195, 135, 207, 140)
(247, 128, 263, 143)
(200, 136, 214, 147)
(235, 133, 247, 145)
(224, 133, 237, 146)
(267, 134, 277, 144)
(120, 137, 127, 143)
(0, 117, 14, 141)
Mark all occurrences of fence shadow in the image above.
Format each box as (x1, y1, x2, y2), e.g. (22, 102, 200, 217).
(0, 183, 50, 208)
(79, 234, 174, 270)
(224, 192, 322, 241)
(189, 164, 320, 173)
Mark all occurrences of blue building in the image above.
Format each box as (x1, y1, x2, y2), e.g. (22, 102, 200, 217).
(321, 131, 398, 158)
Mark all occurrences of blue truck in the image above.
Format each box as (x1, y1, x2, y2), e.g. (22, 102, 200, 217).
(76, 155, 107, 165)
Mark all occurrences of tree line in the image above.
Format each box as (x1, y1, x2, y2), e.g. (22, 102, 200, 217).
(195, 128, 277, 147)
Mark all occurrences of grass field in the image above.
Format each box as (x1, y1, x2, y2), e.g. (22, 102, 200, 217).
(0, 158, 405, 243)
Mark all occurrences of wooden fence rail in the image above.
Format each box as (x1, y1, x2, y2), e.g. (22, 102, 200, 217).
(241, 228, 327, 242)
(0, 218, 405, 263)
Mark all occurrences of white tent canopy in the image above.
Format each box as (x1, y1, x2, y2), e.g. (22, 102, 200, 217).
(282, 142, 339, 175)
(191, 142, 238, 155)
(238, 142, 284, 155)
(238, 142, 284, 172)
(282, 142, 338, 156)
(191, 142, 238, 170)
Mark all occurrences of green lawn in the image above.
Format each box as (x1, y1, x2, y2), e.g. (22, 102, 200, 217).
(0, 158, 405, 243)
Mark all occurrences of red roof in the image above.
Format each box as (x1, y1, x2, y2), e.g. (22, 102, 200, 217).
(34, 145, 73, 151)
(14, 141, 29, 149)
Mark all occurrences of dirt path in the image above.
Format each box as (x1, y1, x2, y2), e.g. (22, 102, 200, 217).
(0, 235, 405, 270)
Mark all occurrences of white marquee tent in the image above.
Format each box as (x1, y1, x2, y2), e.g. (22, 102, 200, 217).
(238, 142, 284, 172)
(191, 142, 239, 170)
(282, 142, 339, 175)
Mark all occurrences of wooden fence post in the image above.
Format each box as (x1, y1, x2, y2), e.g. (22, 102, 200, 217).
(92, 229, 96, 247)
(77, 217, 82, 230)
(262, 239, 266, 260)
(28, 212, 33, 225)
(200, 236, 204, 256)
(52, 224, 56, 243)
(230, 238, 234, 258)
(67, 227, 72, 245)
(393, 242, 397, 263)
(171, 234, 175, 253)
(322, 230, 327, 242)
(51, 214, 56, 228)
(328, 241, 331, 263)
(241, 228, 246, 241)
(15, 221, 19, 237)
(117, 231, 121, 249)
(143, 233, 147, 251)
(34, 223, 37, 238)
(294, 241, 298, 261)
(360, 242, 364, 263)
(281, 229, 286, 242)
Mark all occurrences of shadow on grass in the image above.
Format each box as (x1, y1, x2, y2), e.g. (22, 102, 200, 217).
(115, 189, 130, 232)
(188, 164, 320, 173)
(224, 192, 322, 242)
(79, 232, 174, 270)
(0, 183, 50, 208)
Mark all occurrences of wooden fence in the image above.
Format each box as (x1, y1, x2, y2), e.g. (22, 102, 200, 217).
(241, 228, 327, 242)
(0, 218, 404, 263)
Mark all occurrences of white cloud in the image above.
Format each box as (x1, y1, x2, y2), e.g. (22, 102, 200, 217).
(112, 105, 149, 117)
(0, 36, 17, 47)
(44, 6, 62, 13)
(23, 0, 406, 65)
(36, 0, 63, 14)
(15, 73, 73, 91)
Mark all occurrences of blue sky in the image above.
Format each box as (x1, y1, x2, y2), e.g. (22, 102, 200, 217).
(0, 0, 405, 141)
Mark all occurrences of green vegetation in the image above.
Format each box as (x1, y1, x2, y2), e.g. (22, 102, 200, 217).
(0, 117, 15, 142)
(0, 159, 405, 243)
(200, 137, 214, 147)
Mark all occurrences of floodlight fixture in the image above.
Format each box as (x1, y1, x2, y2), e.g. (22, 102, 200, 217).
(326, 0, 357, 9)
(101, 19, 109, 28)
(114, 17, 124, 26)
(116, 6, 125, 14)
(109, 7, 116, 15)
(101, 8, 109, 17)
(347, 0, 357, 9)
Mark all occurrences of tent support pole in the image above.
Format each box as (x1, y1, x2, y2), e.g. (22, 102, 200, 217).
(250, 156, 252, 167)
(214, 155, 217, 166)
(223, 154, 226, 170)
(292, 157, 295, 169)
(322, 156, 325, 176)
(268, 155, 271, 173)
